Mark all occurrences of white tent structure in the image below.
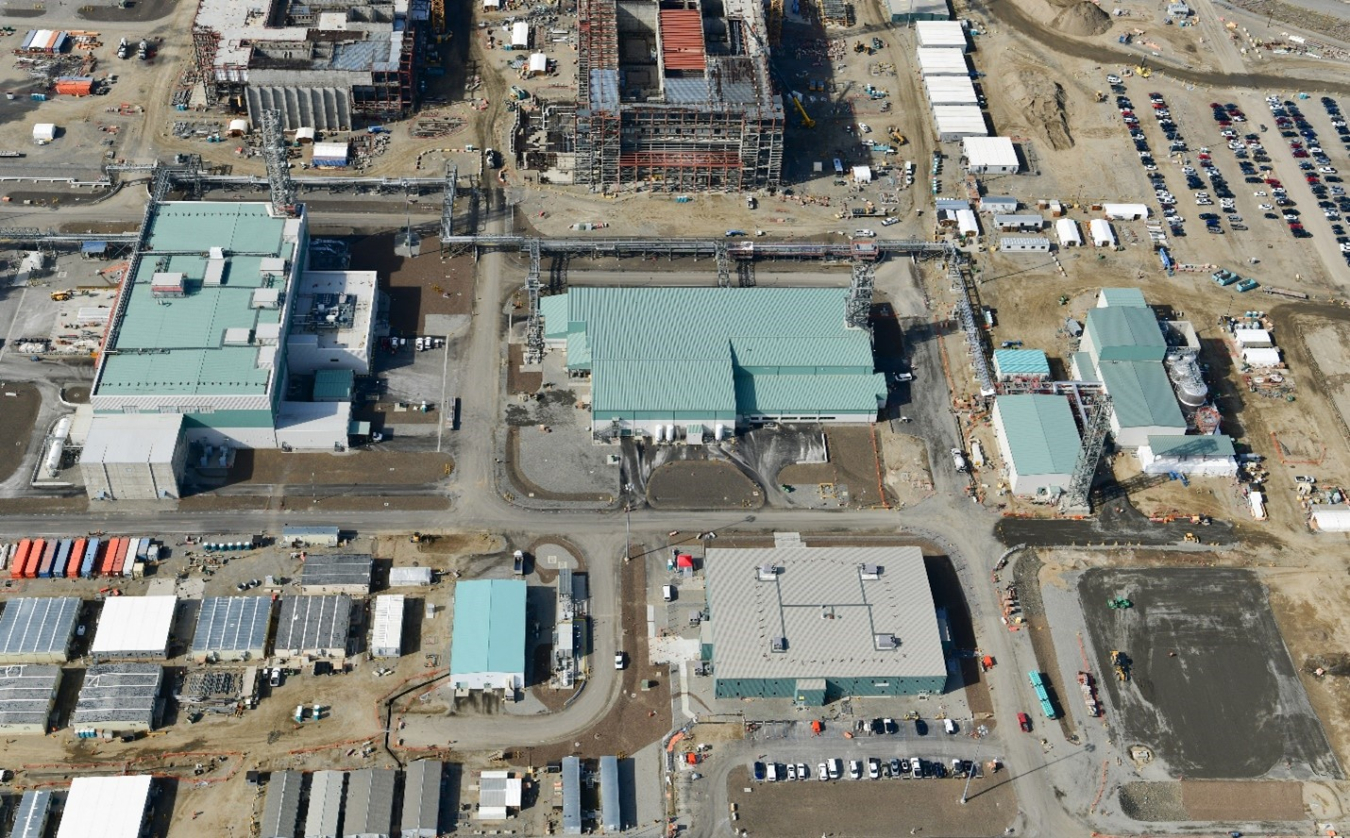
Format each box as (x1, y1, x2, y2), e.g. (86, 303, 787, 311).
(1056, 218, 1082, 247)
(1089, 219, 1116, 247)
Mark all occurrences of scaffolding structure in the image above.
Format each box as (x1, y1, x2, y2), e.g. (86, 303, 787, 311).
(1061, 393, 1113, 514)
(574, 0, 785, 193)
(845, 260, 874, 328)
(260, 109, 298, 217)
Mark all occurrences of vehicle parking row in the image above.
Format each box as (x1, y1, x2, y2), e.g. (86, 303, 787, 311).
(753, 755, 982, 783)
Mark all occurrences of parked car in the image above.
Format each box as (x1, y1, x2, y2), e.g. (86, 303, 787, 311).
(752, 762, 766, 781)
(1018, 712, 1033, 732)
(867, 758, 881, 780)
(848, 760, 863, 780)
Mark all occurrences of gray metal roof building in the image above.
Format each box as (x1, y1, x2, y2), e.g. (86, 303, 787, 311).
(399, 760, 441, 838)
(10, 790, 52, 838)
(305, 770, 346, 838)
(705, 545, 948, 703)
(561, 757, 581, 835)
(0, 597, 80, 664)
(261, 770, 304, 838)
(71, 663, 163, 732)
(0, 664, 61, 733)
(191, 596, 275, 662)
(343, 768, 395, 838)
(599, 756, 621, 833)
(275, 596, 352, 663)
(300, 555, 373, 595)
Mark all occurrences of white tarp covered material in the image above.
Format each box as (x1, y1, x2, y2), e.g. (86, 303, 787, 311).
(388, 567, 434, 586)
(962, 136, 1019, 173)
(32, 123, 56, 142)
(915, 47, 969, 76)
(57, 776, 153, 838)
(1311, 507, 1350, 532)
(1056, 218, 1082, 246)
(955, 208, 979, 237)
(915, 20, 968, 50)
(1089, 218, 1116, 247)
(528, 52, 548, 75)
(295, 127, 316, 142)
(852, 165, 872, 183)
(1102, 202, 1149, 220)
(1242, 347, 1282, 367)
(1233, 327, 1272, 347)
(311, 142, 349, 164)
(511, 21, 529, 47)
(89, 596, 176, 658)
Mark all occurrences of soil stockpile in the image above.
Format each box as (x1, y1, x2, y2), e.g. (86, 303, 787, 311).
(1009, 69, 1076, 151)
(1050, 0, 1111, 37)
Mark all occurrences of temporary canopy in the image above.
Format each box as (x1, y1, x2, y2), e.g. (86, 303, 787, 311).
(1056, 218, 1082, 246)
(1233, 328, 1272, 347)
(528, 52, 548, 75)
(311, 142, 349, 165)
(294, 127, 316, 143)
(1089, 218, 1116, 247)
(955, 209, 979, 237)
(852, 165, 872, 183)
(1242, 347, 1281, 367)
(511, 21, 529, 47)
(1311, 508, 1350, 532)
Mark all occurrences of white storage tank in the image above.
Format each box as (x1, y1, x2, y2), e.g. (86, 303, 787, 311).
(714, 423, 725, 441)
(666, 423, 676, 443)
(653, 425, 664, 443)
(1167, 357, 1208, 408)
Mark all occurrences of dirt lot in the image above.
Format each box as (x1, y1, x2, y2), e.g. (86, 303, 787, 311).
(223, 449, 453, 487)
(778, 426, 890, 509)
(647, 460, 763, 510)
(349, 235, 475, 335)
(727, 765, 1016, 837)
(1080, 567, 1339, 779)
(0, 382, 40, 483)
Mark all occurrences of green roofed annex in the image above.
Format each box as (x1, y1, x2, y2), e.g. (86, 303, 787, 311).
(449, 579, 526, 693)
(541, 288, 887, 438)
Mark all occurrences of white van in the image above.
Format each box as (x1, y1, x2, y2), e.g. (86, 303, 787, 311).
(662, 585, 675, 602)
(766, 763, 780, 782)
(944, 718, 958, 735)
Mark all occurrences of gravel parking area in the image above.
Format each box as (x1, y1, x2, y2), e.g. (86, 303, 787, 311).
(1081, 567, 1340, 779)
(728, 765, 1016, 837)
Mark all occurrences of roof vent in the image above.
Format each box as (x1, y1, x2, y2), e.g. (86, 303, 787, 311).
(757, 565, 779, 581)
(770, 636, 788, 653)
(859, 563, 881, 580)
(874, 634, 899, 651)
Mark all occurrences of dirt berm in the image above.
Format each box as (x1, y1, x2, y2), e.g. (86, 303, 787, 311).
(1005, 68, 1076, 151)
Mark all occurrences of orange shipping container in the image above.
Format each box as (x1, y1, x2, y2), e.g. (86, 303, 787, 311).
(54, 78, 92, 96)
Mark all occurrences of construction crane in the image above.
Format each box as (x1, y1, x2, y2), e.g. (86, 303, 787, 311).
(790, 93, 815, 129)
(743, 23, 814, 129)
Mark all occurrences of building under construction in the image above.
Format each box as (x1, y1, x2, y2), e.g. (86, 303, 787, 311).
(572, 0, 785, 192)
(191, 0, 423, 130)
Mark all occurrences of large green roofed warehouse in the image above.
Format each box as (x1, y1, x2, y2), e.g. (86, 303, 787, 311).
(541, 288, 886, 439)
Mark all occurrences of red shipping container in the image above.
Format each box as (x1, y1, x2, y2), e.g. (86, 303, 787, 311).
(54, 78, 92, 96)
(10, 539, 30, 579)
(68, 538, 86, 578)
(99, 538, 119, 576)
(24, 539, 45, 578)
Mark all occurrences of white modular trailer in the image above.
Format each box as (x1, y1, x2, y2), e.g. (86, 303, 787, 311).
(89, 596, 177, 660)
(371, 595, 405, 659)
(915, 20, 968, 50)
(915, 47, 969, 76)
(1102, 203, 1149, 220)
(924, 75, 978, 106)
(961, 136, 1019, 174)
(932, 105, 987, 141)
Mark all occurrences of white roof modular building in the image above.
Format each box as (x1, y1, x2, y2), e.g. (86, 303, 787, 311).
(79, 413, 189, 501)
(476, 771, 523, 821)
(924, 75, 978, 106)
(998, 236, 1051, 253)
(705, 545, 947, 703)
(32, 123, 56, 143)
(371, 595, 405, 658)
(1102, 203, 1149, 220)
(979, 195, 1017, 213)
(1139, 434, 1238, 476)
(274, 596, 353, 663)
(400, 761, 442, 838)
(1233, 328, 1273, 348)
(0, 664, 61, 734)
(992, 214, 1043, 232)
(311, 142, 350, 167)
(1311, 508, 1350, 533)
(261, 770, 304, 838)
(344, 768, 396, 838)
(915, 47, 968, 76)
(915, 20, 968, 50)
(992, 395, 1081, 497)
(191, 596, 274, 663)
(300, 554, 373, 595)
(1242, 347, 1282, 367)
(561, 757, 582, 835)
(887, 0, 951, 22)
(932, 105, 987, 142)
(1056, 217, 1082, 247)
(449, 579, 526, 693)
(1089, 218, 1116, 247)
(72, 663, 163, 732)
(388, 567, 433, 587)
(11, 791, 52, 838)
(955, 208, 979, 238)
(0, 596, 80, 664)
(282, 526, 341, 548)
(90, 595, 176, 660)
(57, 775, 153, 838)
(962, 136, 1020, 174)
(306, 770, 346, 838)
(992, 349, 1050, 381)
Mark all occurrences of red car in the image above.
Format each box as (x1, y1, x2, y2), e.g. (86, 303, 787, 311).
(1017, 712, 1032, 732)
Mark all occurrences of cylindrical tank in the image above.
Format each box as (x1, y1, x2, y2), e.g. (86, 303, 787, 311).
(1168, 357, 1208, 408)
(294, 705, 304, 722)
(652, 425, 663, 443)
(666, 423, 676, 443)
(714, 423, 725, 441)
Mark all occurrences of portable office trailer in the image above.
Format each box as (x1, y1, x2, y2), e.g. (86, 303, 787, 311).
(600, 756, 621, 833)
(11, 790, 51, 838)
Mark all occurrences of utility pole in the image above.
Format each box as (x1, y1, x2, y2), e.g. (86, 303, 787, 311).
(959, 724, 990, 805)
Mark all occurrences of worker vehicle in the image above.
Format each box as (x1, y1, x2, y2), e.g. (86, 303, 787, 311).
(848, 760, 863, 780)
(867, 758, 881, 780)
(816, 762, 827, 781)
(662, 584, 675, 602)
(826, 759, 842, 780)
(49, 290, 72, 302)
(766, 763, 779, 782)
(797, 762, 809, 780)
(943, 718, 958, 734)
(951, 448, 969, 473)
(752, 762, 766, 781)
(1017, 712, 1032, 732)
(614, 651, 626, 670)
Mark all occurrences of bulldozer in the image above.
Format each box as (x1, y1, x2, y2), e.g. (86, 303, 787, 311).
(887, 126, 907, 146)
(1111, 650, 1131, 682)
(50, 290, 72, 302)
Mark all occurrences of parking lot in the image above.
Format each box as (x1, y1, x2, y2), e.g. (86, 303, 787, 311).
(1080, 567, 1340, 780)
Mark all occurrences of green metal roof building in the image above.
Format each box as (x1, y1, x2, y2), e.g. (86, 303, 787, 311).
(1097, 360, 1186, 447)
(992, 349, 1050, 380)
(991, 394, 1081, 496)
(1097, 287, 1148, 308)
(449, 579, 526, 692)
(1080, 306, 1166, 364)
(703, 545, 947, 705)
(541, 288, 886, 438)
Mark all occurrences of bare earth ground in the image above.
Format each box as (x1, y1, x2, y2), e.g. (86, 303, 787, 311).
(225, 450, 453, 486)
(877, 431, 934, 511)
(349, 236, 475, 334)
(1180, 779, 1305, 820)
(727, 765, 1017, 837)
(177, 494, 451, 512)
(0, 382, 40, 483)
(647, 460, 763, 510)
(778, 427, 890, 509)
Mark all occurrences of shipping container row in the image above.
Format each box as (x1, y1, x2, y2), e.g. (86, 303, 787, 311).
(1, 537, 160, 580)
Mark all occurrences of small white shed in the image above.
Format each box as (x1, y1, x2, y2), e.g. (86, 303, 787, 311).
(1056, 218, 1082, 247)
(1089, 218, 1116, 247)
(852, 165, 872, 183)
(32, 123, 56, 144)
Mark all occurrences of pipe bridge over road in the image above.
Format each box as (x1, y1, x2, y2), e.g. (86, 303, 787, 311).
(440, 234, 950, 260)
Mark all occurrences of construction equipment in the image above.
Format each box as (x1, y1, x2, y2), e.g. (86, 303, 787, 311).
(1058, 294, 1070, 305)
(1183, 532, 1199, 543)
(1110, 650, 1131, 682)
(789, 93, 815, 129)
(1107, 597, 1133, 609)
(1135, 63, 1152, 78)
(49, 290, 72, 302)
(887, 126, 907, 146)
(1094, 90, 1107, 103)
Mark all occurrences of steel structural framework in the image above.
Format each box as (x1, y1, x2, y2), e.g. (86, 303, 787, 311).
(439, 163, 458, 253)
(846, 260, 874, 328)
(1061, 393, 1113, 513)
(260, 109, 298, 217)
(525, 238, 545, 363)
(946, 247, 996, 397)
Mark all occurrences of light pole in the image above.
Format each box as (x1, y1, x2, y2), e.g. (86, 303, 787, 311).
(959, 724, 990, 805)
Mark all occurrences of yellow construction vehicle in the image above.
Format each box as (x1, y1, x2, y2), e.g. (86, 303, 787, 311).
(50, 290, 72, 302)
(1135, 63, 1151, 78)
(791, 93, 815, 129)
(1094, 90, 1107, 103)
(887, 126, 907, 146)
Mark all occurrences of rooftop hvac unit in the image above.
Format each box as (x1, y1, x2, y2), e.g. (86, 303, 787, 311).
(756, 565, 778, 581)
(873, 634, 899, 650)
(859, 563, 881, 580)
(770, 636, 788, 653)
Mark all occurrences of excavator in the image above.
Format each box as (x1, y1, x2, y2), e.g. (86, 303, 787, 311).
(1135, 62, 1152, 78)
(887, 125, 907, 146)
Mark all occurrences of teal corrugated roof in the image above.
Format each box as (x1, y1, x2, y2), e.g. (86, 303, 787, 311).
(1084, 307, 1166, 361)
(735, 373, 885, 414)
(1146, 434, 1236, 456)
(566, 330, 591, 369)
(449, 579, 526, 678)
(1070, 352, 1099, 382)
(992, 349, 1050, 377)
(1098, 360, 1186, 429)
(995, 394, 1081, 476)
(551, 288, 879, 419)
(1098, 288, 1148, 307)
(312, 369, 355, 401)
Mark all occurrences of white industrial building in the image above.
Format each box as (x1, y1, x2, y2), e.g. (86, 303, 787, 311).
(274, 596, 353, 663)
(476, 771, 523, 821)
(1102, 203, 1149, 220)
(1139, 435, 1238, 476)
(371, 595, 405, 658)
(0, 596, 80, 664)
(915, 20, 969, 50)
(1055, 217, 1082, 247)
(1311, 508, 1350, 533)
(1089, 218, 1117, 247)
(306, 770, 346, 838)
(998, 237, 1051, 253)
(932, 105, 987, 141)
(401, 761, 442, 838)
(0, 665, 60, 734)
(344, 768, 396, 838)
(962, 137, 1020, 174)
(1243, 347, 1282, 367)
(79, 413, 189, 501)
(288, 271, 378, 375)
(992, 395, 1082, 496)
(57, 776, 154, 838)
(90, 596, 177, 660)
(191, 596, 274, 662)
(915, 47, 969, 76)
(924, 75, 978, 106)
(72, 663, 164, 732)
